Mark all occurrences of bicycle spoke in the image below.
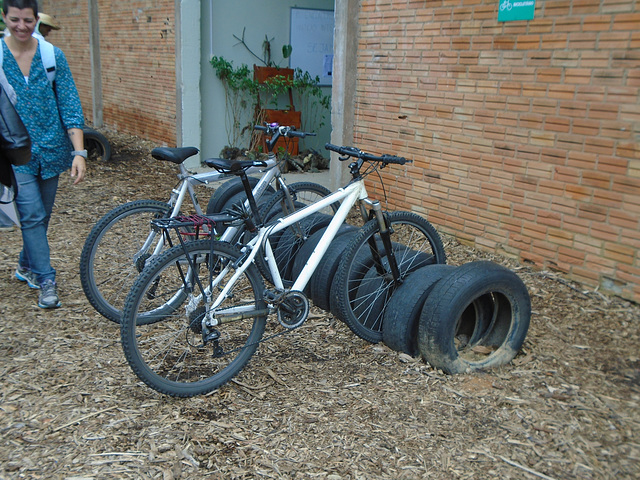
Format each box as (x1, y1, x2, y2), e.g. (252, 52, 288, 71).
(335, 211, 446, 343)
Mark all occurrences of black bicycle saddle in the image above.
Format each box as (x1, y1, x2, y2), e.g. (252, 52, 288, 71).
(205, 158, 268, 175)
(151, 146, 199, 165)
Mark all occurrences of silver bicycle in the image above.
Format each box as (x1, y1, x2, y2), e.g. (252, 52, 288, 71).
(80, 125, 335, 323)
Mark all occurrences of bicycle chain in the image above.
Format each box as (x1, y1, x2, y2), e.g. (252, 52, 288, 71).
(187, 295, 305, 357)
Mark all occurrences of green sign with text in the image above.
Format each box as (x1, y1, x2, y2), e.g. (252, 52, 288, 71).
(498, 0, 536, 22)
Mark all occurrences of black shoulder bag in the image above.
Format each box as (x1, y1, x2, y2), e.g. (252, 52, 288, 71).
(0, 83, 31, 203)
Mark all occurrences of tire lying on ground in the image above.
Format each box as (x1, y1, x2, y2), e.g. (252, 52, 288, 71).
(417, 260, 531, 374)
(306, 227, 359, 311)
(382, 264, 456, 357)
(287, 227, 327, 295)
(83, 127, 112, 162)
(272, 213, 334, 284)
(255, 181, 338, 286)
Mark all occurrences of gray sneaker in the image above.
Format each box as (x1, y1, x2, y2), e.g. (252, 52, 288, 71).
(38, 279, 61, 309)
(15, 266, 40, 289)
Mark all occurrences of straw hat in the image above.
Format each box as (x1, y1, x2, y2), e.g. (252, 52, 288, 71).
(38, 13, 61, 30)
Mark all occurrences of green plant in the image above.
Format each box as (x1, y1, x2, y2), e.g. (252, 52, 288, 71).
(210, 31, 331, 153)
(210, 56, 258, 148)
(292, 68, 331, 133)
(258, 72, 294, 110)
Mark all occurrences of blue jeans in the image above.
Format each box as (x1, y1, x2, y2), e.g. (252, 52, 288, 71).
(13, 171, 59, 284)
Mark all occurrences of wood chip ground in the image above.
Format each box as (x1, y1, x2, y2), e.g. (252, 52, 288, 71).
(1, 131, 638, 479)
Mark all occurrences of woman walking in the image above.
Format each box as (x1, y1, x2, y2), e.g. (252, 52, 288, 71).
(2, 0, 86, 308)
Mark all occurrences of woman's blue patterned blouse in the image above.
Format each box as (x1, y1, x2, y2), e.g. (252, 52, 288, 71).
(2, 39, 84, 180)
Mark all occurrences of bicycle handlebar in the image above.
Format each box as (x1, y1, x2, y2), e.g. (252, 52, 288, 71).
(254, 124, 316, 153)
(254, 124, 316, 138)
(324, 143, 409, 165)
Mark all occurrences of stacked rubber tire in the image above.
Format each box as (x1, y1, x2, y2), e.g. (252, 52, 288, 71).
(83, 127, 112, 162)
(383, 260, 531, 374)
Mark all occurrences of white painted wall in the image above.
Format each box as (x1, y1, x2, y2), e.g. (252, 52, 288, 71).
(176, 0, 202, 168)
(199, 0, 334, 163)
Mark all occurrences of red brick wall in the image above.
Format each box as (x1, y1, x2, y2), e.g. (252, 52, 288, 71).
(38, 0, 176, 145)
(357, 0, 640, 302)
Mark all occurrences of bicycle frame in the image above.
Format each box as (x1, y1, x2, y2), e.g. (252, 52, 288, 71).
(136, 158, 279, 262)
(207, 178, 379, 320)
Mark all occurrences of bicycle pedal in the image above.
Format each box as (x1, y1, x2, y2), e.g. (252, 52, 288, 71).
(263, 289, 283, 304)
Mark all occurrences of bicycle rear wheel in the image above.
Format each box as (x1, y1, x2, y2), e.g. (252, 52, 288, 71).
(206, 176, 273, 214)
(333, 211, 446, 343)
(79, 199, 171, 323)
(120, 240, 267, 397)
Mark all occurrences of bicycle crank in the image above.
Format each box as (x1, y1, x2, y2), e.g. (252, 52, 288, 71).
(275, 291, 309, 329)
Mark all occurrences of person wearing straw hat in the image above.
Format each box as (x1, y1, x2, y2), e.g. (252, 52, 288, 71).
(36, 13, 59, 38)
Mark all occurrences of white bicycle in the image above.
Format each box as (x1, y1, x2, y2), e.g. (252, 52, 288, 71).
(119, 142, 447, 396)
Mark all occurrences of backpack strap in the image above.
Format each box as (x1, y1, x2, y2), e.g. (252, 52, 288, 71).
(36, 36, 56, 84)
(0, 40, 15, 102)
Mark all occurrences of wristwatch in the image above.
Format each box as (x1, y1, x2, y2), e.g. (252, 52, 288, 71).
(72, 149, 88, 158)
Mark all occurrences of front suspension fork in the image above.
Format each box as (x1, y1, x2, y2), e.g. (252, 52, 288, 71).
(359, 199, 402, 283)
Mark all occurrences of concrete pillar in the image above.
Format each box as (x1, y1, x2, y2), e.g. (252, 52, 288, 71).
(329, 0, 358, 189)
(88, 0, 103, 127)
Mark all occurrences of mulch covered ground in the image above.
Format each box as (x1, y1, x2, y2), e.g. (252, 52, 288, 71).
(0, 130, 638, 479)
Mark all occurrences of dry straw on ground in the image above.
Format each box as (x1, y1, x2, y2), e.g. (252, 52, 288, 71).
(1, 131, 638, 479)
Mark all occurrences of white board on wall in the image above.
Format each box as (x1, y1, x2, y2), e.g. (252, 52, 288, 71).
(289, 7, 334, 86)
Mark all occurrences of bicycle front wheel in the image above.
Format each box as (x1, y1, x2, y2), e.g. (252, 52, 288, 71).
(79, 199, 171, 323)
(120, 240, 267, 397)
(333, 211, 446, 343)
